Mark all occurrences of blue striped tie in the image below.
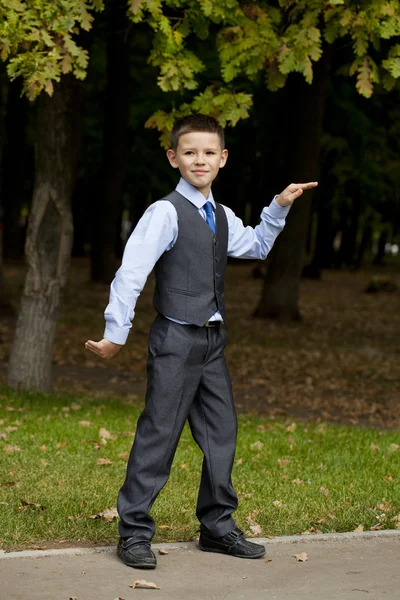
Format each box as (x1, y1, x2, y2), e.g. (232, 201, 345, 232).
(203, 201, 216, 234)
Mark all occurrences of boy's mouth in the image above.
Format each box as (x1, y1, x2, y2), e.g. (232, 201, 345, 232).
(192, 170, 208, 174)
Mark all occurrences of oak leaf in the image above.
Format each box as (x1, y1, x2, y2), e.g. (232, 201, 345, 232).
(294, 552, 308, 561)
(89, 507, 118, 522)
(97, 458, 112, 465)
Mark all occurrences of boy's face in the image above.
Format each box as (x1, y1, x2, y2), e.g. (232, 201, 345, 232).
(167, 131, 228, 197)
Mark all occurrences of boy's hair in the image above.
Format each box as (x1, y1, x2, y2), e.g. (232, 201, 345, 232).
(170, 114, 225, 151)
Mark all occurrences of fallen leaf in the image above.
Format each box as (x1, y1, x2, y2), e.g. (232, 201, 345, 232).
(292, 478, 303, 485)
(89, 507, 118, 522)
(158, 525, 170, 529)
(369, 524, 382, 531)
(385, 475, 393, 482)
(238, 492, 253, 499)
(294, 552, 308, 562)
(19, 498, 46, 511)
(97, 458, 112, 466)
(79, 421, 92, 428)
(370, 443, 379, 454)
(99, 427, 113, 441)
(277, 459, 289, 468)
(129, 580, 160, 590)
(158, 548, 168, 555)
(286, 423, 297, 432)
(236, 457, 243, 465)
(0, 432, 7, 440)
(70, 403, 81, 411)
(377, 501, 392, 512)
(319, 486, 330, 496)
(118, 452, 129, 459)
(272, 500, 284, 508)
(390, 443, 399, 452)
(264, 556, 272, 562)
(250, 441, 264, 451)
(354, 524, 364, 532)
(1, 481, 16, 487)
(248, 523, 261, 535)
(40, 445, 47, 452)
(90, 440, 102, 450)
(4, 445, 20, 453)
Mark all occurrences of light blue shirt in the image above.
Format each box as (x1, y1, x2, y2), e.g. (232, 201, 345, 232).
(104, 178, 290, 344)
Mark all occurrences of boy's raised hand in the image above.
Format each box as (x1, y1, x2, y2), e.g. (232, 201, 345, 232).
(276, 182, 318, 207)
(85, 338, 122, 360)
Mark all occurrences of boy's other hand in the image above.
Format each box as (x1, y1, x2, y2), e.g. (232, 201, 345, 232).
(276, 182, 318, 207)
(85, 338, 122, 360)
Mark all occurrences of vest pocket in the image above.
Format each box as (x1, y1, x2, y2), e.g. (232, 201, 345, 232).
(167, 287, 200, 298)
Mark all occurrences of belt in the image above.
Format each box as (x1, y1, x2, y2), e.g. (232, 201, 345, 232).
(204, 321, 222, 328)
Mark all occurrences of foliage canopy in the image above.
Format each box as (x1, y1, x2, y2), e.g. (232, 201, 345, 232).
(1, 0, 400, 141)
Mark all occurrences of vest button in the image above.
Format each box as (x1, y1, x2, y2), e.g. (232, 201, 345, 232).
(215, 273, 220, 278)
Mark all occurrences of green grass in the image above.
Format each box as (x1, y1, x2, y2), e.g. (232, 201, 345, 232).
(0, 387, 399, 550)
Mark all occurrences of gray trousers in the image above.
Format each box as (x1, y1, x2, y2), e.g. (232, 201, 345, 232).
(117, 315, 238, 541)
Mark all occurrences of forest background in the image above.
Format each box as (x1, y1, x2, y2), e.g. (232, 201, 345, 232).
(0, 0, 399, 415)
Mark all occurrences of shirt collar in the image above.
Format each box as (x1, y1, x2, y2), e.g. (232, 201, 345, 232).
(175, 177, 216, 209)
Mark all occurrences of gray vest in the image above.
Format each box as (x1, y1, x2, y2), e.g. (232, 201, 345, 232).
(153, 190, 228, 325)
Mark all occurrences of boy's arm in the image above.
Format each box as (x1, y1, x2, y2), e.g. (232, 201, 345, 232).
(225, 182, 317, 259)
(85, 201, 178, 359)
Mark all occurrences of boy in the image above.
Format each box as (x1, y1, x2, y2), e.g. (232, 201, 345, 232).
(86, 114, 317, 569)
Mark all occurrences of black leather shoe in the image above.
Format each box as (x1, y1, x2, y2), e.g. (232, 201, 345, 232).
(199, 527, 266, 559)
(117, 538, 157, 569)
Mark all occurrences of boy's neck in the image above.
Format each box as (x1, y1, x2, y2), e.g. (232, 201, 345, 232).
(183, 178, 212, 199)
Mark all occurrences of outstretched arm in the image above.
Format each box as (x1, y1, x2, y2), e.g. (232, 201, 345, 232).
(225, 181, 318, 260)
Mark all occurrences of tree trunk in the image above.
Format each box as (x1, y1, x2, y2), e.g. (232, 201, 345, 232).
(255, 47, 332, 320)
(373, 229, 389, 266)
(7, 77, 82, 392)
(308, 193, 336, 277)
(355, 219, 372, 270)
(0, 74, 14, 316)
(3, 79, 28, 260)
(90, 0, 131, 282)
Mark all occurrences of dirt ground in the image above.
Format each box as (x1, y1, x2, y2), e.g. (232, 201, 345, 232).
(1, 258, 399, 428)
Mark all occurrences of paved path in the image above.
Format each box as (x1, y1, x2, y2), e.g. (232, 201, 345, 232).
(1, 532, 399, 600)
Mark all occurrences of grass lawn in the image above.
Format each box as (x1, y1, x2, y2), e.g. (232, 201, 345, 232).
(0, 387, 399, 550)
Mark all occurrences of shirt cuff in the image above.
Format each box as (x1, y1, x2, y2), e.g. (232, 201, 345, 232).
(104, 325, 129, 346)
(269, 196, 290, 218)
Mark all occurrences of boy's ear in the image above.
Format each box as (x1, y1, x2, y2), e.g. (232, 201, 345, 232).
(166, 149, 179, 168)
(219, 148, 228, 168)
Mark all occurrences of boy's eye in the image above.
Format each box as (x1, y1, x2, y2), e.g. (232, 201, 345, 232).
(184, 151, 194, 155)
(206, 151, 216, 155)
